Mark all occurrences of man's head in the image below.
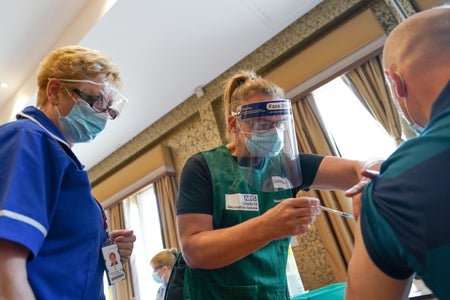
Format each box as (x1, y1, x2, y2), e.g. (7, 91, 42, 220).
(383, 6, 450, 131)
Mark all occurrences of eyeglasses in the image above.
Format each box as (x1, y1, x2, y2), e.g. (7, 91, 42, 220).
(73, 88, 118, 120)
(52, 78, 128, 120)
(241, 119, 288, 134)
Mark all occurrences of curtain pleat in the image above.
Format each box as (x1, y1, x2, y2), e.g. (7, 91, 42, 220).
(343, 55, 410, 144)
(154, 175, 180, 249)
(109, 203, 134, 300)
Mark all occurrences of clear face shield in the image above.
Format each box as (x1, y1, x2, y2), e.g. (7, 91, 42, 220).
(58, 79, 128, 120)
(232, 99, 302, 192)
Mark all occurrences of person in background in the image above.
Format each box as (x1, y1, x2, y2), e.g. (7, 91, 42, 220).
(176, 70, 380, 299)
(150, 248, 179, 300)
(0, 45, 136, 299)
(345, 6, 450, 300)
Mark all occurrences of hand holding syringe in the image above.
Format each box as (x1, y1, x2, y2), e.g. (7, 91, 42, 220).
(288, 192, 353, 243)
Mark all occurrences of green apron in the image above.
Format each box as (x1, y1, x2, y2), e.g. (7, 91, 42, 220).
(183, 145, 293, 299)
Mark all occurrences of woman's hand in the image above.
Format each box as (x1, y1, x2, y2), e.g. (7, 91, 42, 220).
(110, 229, 136, 262)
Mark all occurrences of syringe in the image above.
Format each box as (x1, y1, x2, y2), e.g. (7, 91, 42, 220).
(317, 205, 354, 219)
(297, 191, 354, 219)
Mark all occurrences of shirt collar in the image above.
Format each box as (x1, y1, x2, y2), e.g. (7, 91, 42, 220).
(17, 106, 67, 143)
(429, 80, 450, 120)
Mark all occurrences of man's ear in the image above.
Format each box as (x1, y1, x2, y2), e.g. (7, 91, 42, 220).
(385, 69, 406, 98)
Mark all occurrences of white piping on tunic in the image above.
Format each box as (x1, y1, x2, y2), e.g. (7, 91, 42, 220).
(16, 112, 70, 148)
(0, 209, 47, 236)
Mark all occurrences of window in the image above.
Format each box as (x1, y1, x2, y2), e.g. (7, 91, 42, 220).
(104, 184, 163, 300)
(312, 76, 397, 160)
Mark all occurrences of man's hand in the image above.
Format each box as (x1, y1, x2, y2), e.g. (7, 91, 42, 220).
(345, 169, 379, 221)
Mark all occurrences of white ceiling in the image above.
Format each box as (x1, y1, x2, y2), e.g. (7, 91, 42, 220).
(0, 0, 323, 170)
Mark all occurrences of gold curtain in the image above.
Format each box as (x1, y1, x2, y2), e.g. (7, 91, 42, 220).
(109, 203, 134, 300)
(343, 55, 409, 144)
(154, 175, 180, 249)
(291, 95, 355, 289)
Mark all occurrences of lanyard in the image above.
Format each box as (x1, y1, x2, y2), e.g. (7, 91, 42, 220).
(94, 198, 109, 231)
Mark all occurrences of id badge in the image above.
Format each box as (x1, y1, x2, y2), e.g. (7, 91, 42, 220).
(102, 243, 126, 285)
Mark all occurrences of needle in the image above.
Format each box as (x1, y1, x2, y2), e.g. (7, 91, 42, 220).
(297, 191, 354, 219)
(317, 205, 354, 219)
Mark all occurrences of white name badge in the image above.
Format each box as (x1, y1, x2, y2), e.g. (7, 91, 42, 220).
(101, 243, 126, 285)
(225, 193, 259, 211)
(272, 176, 292, 189)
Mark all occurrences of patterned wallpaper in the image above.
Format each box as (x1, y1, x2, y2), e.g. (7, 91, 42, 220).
(162, 102, 223, 178)
(293, 225, 338, 291)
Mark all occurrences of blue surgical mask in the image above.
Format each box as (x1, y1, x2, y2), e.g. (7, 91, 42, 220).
(244, 128, 284, 157)
(152, 271, 164, 284)
(390, 72, 425, 135)
(401, 97, 425, 135)
(409, 123, 424, 135)
(57, 99, 108, 144)
(394, 98, 425, 135)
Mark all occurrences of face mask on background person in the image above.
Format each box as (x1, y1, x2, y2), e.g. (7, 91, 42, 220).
(244, 128, 284, 157)
(152, 271, 164, 284)
(56, 98, 108, 144)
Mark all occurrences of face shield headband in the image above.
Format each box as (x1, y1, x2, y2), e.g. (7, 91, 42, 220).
(231, 99, 303, 192)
